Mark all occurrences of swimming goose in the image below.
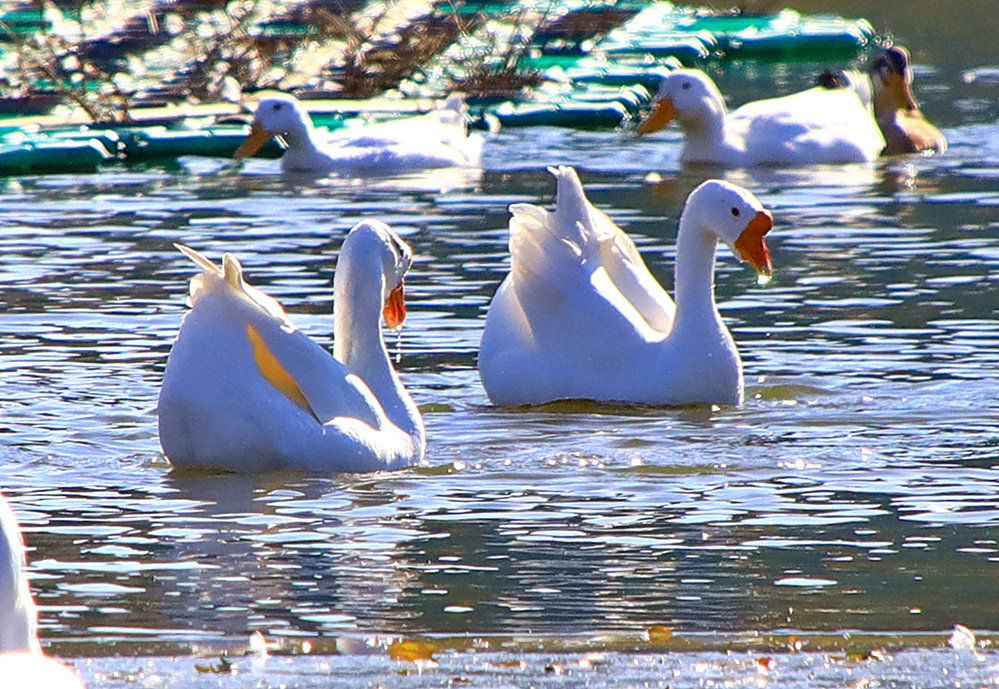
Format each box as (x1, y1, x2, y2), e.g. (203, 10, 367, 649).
(234, 93, 482, 175)
(0, 494, 86, 688)
(870, 45, 947, 154)
(158, 220, 425, 472)
(478, 166, 773, 407)
(637, 68, 885, 166)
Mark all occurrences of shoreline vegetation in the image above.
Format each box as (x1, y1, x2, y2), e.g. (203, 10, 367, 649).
(0, 0, 874, 125)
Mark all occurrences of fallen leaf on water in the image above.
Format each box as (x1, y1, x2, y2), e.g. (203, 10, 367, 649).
(949, 624, 976, 650)
(195, 655, 235, 674)
(647, 625, 673, 643)
(836, 649, 886, 663)
(578, 652, 605, 669)
(248, 631, 269, 660)
(755, 657, 776, 674)
(389, 639, 438, 662)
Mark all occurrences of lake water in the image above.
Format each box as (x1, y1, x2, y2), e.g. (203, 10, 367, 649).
(1, 12, 999, 688)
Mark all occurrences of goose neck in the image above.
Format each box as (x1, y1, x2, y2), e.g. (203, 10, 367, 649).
(281, 119, 320, 153)
(683, 98, 728, 149)
(673, 218, 721, 330)
(333, 250, 421, 438)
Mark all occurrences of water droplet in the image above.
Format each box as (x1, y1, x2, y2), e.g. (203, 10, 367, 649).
(757, 272, 772, 286)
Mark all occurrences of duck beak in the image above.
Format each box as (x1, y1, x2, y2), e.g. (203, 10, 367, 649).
(637, 97, 677, 135)
(234, 121, 273, 160)
(886, 70, 918, 110)
(383, 282, 407, 329)
(734, 210, 773, 277)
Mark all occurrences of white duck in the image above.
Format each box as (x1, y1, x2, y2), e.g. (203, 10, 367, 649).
(0, 494, 86, 689)
(234, 93, 483, 175)
(637, 68, 885, 166)
(158, 220, 425, 472)
(478, 166, 773, 407)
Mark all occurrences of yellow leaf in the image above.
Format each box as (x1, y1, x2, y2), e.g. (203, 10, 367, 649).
(195, 655, 234, 674)
(388, 639, 437, 662)
(755, 657, 776, 674)
(647, 625, 673, 643)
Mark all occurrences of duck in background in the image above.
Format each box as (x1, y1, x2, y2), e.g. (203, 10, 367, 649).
(637, 68, 885, 166)
(0, 494, 86, 688)
(478, 166, 773, 407)
(234, 93, 482, 175)
(870, 45, 947, 154)
(158, 221, 425, 472)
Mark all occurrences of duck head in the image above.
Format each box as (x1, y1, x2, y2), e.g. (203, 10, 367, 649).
(339, 221, 414, 329)
(871, 45, 918, 110)
(235, 93, 312, 160)
(685, 179, 774, 278)
(638, 69, 726, 135)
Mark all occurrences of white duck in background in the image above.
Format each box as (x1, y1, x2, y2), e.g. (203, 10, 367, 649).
(637, 68, 885, 166)
(158, 221, 425, 472)
(0, 494, 86, 688)
(234, 93, 483, 175)
(478, 166, 773, 407)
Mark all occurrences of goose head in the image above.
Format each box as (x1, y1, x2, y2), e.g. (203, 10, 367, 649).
(871, 45, 918, 111)
(338, 220, 413, 329)
(235, 93, 312, 160)
(684, 180, 773, 277)
(638, 69, 726, 135)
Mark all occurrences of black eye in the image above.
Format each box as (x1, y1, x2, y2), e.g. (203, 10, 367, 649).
(682, 82, 690, 90)
(731, 207, 740, 217)
(273, 103, 283, 111)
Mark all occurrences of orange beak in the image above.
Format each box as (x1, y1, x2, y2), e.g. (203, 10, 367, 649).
(637, 97, 678, 135)
(733, 210, 774, 277)
(886, 71, 918, 110)
(234, 121, 274, 160)
(383, 282, 406, 329)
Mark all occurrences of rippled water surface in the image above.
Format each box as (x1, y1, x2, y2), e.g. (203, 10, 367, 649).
(2, 32, 999, 688)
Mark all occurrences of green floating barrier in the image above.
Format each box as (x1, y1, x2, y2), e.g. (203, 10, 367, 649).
(564, 64, 676, 92)
(718, 20, 876, 59)
(594, 6, 873, 62)
(121, 128, 284, 161)
(568, 85, 652, 114)
(13, 129, 123, 155)
(0, 139, 112, 175)
(601, 34, 713, 64)
(0, 9, 50, 39)
(489, 100, 630, 129)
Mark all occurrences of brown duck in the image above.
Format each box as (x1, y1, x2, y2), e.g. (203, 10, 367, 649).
(871, 45, 947, 154)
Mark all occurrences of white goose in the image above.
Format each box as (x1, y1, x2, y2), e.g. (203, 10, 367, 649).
(234, 93, 483, 175)
(0, 494, 86, 689)
(638, 68, 885, 166)
(158, 220, 425, 472)
(478, 166, 773, 407)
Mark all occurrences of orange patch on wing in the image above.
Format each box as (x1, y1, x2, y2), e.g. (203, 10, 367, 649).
(246, 324, 319, 421)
